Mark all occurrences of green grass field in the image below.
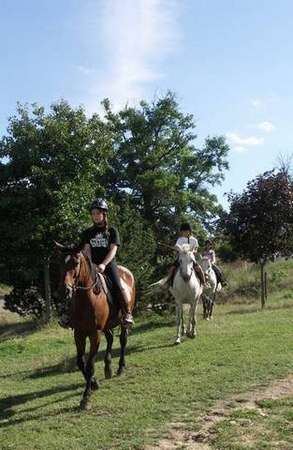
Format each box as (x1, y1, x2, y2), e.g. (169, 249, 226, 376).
(0, 261, 292, 450)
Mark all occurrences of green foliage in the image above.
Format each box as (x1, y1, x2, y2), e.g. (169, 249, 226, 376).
(109, 201, 157, 297)
(0, 100, 111, 316)
(0, 93, 230, 317)
(221, 169, 293, 263)
(101, 92, 229, 240)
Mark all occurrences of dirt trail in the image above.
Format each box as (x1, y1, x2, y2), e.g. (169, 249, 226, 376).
(145, 375, 293, 450)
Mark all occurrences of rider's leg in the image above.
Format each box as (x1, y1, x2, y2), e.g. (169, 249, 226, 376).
(212, 264, 226, 286)
(167, 257, 179, 287)
(193, 262, 206, 286)
(105, 261, 133, 326)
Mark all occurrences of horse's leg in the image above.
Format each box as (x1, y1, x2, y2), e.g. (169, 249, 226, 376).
(186, 304, 192, 337)
(210, 289, 216, 319)
(80, 331, 101, 411)
(189, 301, 197, 338)
(181, 307, 185, 336)
(104, 329, 114, 379)
(175, 303, 182, 344)
(202, 294, 207, 319)
(117, 326, 128, 376)
(74, 330, 86, 380)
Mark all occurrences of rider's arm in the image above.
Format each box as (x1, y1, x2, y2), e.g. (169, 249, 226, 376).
(102, 244, 118, 266)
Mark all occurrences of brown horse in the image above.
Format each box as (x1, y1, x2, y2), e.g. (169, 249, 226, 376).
(57, 244, 135, 410)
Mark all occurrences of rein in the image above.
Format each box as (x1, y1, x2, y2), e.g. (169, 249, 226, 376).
(66, 254, 100, 293)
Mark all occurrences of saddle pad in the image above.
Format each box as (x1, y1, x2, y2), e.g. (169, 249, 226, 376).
(97, 273, 114, 305)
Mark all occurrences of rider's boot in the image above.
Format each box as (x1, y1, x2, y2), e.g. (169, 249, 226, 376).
(119, 288, 134, 327)
(167, 265, 177, 287)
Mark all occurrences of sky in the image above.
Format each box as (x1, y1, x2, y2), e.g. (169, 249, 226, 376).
(1, 0, 293, 209)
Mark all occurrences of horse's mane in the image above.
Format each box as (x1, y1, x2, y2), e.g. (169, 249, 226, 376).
(79, 251, 99, 286)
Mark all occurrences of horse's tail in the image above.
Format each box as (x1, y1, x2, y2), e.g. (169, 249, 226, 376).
(144, 276, 169, 296)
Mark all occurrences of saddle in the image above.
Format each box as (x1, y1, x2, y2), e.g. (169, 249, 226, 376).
(94, 272, 114, 305)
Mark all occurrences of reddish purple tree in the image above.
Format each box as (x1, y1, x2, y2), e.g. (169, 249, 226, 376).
(221, 169, 293, 307)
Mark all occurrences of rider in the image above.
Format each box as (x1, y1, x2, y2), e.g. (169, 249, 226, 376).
(59, 198, 133, 328)
(169, 222, 205, 286)
(203, 239, 226, 286)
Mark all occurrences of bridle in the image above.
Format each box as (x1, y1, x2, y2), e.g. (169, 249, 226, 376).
(64, 254, 99, 293)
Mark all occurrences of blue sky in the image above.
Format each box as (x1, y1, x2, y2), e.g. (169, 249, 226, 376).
(1, 0, 292, 208)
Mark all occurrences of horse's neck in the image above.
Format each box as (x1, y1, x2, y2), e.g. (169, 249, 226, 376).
(79, 256, 95, 287)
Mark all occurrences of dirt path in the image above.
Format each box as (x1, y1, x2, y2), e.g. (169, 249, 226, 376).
(145, 375, 293, 450)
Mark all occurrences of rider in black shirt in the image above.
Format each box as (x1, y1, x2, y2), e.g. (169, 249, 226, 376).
(60, 198, 133, 327)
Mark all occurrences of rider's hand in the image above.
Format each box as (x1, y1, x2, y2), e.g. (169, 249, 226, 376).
(97, 264, 106, 273)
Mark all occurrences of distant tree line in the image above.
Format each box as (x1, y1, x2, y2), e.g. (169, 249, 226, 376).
(0, 92, 230, 319)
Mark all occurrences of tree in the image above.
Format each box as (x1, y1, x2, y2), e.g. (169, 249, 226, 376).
(0, 100, 112, 320)
(221, 169, 293, 307)
(101, 92, 229, 245)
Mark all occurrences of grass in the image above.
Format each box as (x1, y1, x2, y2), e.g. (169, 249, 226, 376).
(0, 259, 292, 449)
(220, 258, 293, 303)
(0, 287, 293, 450)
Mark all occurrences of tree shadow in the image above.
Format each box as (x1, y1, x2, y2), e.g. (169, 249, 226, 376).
(25, 340, 174, 381)
(131, 318, 174, 335)
(0, 382, 83, 427)
(0, 319, 39, 341)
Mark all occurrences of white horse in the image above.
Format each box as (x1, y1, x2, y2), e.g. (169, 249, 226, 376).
(170, 244, 203, 344)
(199, 256, 222, 320)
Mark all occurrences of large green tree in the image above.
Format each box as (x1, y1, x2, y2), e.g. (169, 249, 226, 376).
(101, 92, 229, 243)
(0, 100, 111, 319)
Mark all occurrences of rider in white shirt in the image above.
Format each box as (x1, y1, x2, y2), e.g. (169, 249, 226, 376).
(169, 222, 205, 286)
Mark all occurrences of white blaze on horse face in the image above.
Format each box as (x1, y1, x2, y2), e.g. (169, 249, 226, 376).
(179, 246, 194, 281)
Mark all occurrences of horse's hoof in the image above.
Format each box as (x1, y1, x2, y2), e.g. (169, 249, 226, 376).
(91, 378, 99, 390)
(105, 369, 113, 379)
(117, 367, 125, 376)
(174, 338, 181, 345)
(80, 398, 91, 411)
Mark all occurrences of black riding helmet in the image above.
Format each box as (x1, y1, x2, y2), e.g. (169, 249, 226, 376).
(180, 222, 192, 232)
(89, 198, 109, 212)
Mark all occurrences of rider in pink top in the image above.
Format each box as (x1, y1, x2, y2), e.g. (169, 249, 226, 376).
(204, 240, 226, 286)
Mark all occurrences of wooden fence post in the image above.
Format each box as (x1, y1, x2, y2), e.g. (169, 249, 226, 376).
(43, 258, 52, 323)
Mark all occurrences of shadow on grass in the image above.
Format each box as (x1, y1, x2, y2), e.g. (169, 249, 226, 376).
(26, 340, 174, 380)
(131, 318, 174, 335)
(0, 319, 39, 341)
(0, 382, 83, 426)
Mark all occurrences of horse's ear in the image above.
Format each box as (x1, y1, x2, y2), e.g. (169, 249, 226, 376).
(54, 241, 65, 250)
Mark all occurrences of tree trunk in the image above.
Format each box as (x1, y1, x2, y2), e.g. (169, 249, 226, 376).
(264, 271, 268, 302)
(43, 258, 52, 322)
(260, 262, 265, 309)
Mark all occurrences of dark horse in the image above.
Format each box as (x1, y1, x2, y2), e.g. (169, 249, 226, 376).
(57, 244, 136, 410)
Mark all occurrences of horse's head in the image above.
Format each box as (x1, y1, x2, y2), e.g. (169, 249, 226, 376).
(177, 244, 195, 282)
(55, 242, 83, 301)
(200, 256, 212, 274)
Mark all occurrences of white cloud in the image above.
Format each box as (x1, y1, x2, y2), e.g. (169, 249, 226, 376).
(226, 132, 264, 152)
(85, 0, 180, 113)
(256, 121, 275, 133)
(251, 98, 263, 108)
(76, 65, 93, 76)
